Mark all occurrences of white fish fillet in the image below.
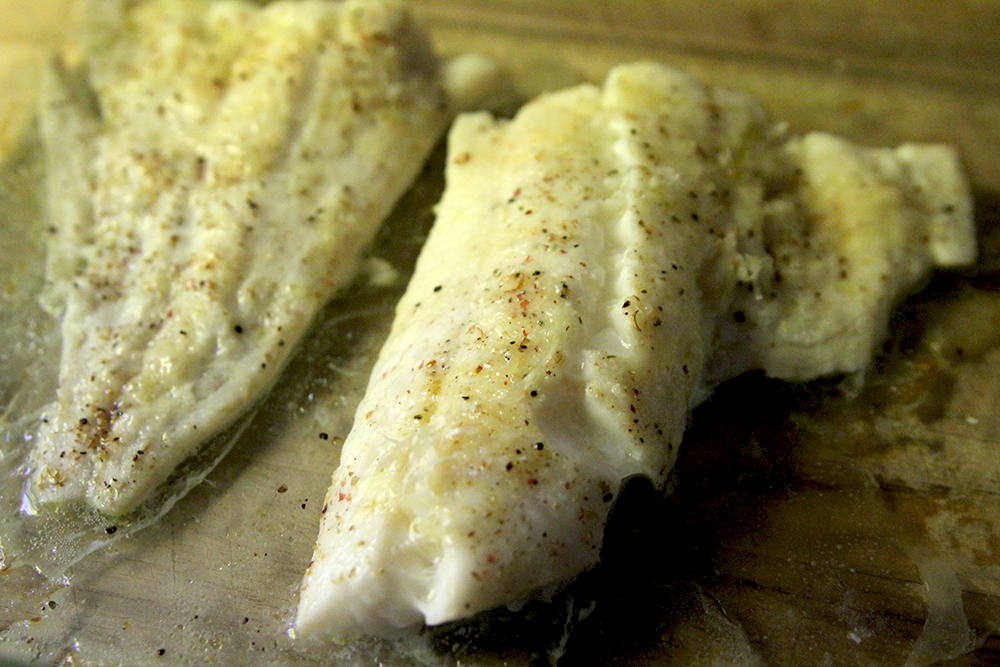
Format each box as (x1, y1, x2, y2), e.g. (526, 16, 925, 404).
(296, 62, 975, 639)
(27, 0, 452, 516)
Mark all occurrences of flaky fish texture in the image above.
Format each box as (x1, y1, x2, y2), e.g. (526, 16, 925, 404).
(295, 61, 975, 640)
(28, 0, 450, 516)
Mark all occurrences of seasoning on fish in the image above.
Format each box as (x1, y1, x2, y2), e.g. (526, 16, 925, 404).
(295, 61, 975, 639)
(29, 0, 453, 516)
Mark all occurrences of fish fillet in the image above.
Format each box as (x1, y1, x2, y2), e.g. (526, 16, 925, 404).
(28, 0, 452, 516)
(295, 62, 975, 639)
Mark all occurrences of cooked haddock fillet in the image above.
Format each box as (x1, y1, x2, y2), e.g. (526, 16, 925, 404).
(295, 62, 975, 639)
(28, 0, 454, 516)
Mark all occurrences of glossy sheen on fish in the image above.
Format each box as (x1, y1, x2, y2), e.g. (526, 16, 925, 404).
(295, 62, 975, 639)
(28, 0, 450, 516)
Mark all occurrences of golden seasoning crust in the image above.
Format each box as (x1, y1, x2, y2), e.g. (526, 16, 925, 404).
(296, 62, 975, 640)
(29, 0, 450, 516)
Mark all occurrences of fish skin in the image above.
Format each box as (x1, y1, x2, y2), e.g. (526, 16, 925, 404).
(28, 0, 451, 516)
(295, 61, 975, 640)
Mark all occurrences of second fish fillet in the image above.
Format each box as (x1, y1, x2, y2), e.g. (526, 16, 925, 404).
(296, 62, 975, 639)
(28, 0, 453, 516)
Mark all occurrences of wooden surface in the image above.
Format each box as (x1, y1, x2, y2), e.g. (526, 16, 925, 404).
(2, 1, 1000, 666)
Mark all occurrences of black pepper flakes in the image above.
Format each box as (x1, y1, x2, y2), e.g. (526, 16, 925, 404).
(319, 432, 329, 440)
(105, 526, 117, 535)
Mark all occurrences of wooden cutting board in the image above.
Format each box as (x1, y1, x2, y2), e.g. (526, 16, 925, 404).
(2, 1, 999, 665)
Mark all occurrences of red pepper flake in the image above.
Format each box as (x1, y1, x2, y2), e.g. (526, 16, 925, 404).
(277, 485, 288, 493)
(338, 492, 352, 502)
(527, 478, 539, 486)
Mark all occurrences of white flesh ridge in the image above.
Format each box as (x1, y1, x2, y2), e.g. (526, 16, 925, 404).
(29, 0, 450, 516)
(295, 62, 975, 639)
